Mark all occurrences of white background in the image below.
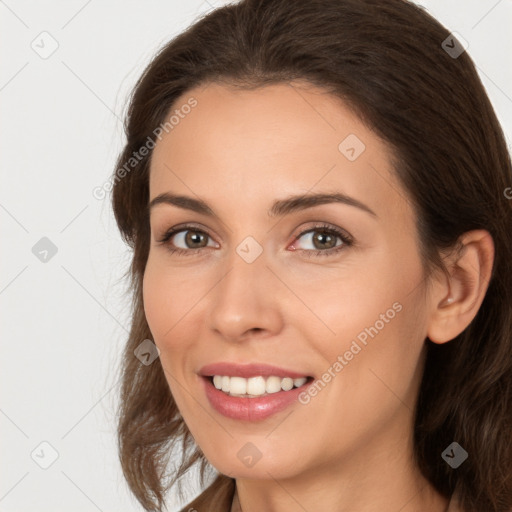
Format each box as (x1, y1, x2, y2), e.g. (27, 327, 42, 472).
(1, 1, 511, 511)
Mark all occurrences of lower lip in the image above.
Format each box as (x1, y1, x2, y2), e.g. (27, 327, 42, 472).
(201, 376, 309, 421)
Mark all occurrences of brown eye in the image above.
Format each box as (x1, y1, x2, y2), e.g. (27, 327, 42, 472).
(181, 230, 209, 248)
(158, 225, 218, 256)
(310, 230, 338, 250)
(292, 226, 352, 252)
(288, 223, 354, 258)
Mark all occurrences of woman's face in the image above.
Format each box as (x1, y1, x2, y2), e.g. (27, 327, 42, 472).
(144, 81, 433, 479)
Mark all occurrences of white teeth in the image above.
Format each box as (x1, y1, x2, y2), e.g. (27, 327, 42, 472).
(229, 376, 247, 395)
(265, 376, 282, 394)
(247, 376, 266, 395)
(293, 377, 307, 387)
(213, 375, 222, 390)
(211, 375, 309, 397)
(281, 377, 294, 391)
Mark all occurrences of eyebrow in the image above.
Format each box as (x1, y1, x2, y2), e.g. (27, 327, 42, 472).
(148, 191, 377, 218)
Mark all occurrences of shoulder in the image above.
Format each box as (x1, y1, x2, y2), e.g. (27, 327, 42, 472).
(179, 474, 236, 512)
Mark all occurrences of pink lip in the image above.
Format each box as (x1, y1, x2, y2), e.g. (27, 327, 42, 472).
(198, 362, 309, 379)
(201, 376, 311, 421)
(198, 363, 312, 421)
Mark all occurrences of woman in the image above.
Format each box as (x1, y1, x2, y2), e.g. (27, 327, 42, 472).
(111, 0, 512, 511)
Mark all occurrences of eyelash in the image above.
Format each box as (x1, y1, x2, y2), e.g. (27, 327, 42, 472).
(157, 223, 354, 258)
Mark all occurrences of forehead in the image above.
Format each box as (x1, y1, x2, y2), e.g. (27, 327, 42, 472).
(149, 81, 410, 224)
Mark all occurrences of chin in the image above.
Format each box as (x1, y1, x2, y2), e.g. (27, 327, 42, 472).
(205, 448, 303, 481)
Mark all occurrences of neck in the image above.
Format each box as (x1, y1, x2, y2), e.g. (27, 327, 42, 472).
(232, 469, 448, 512)
(230, 426, 449, 512)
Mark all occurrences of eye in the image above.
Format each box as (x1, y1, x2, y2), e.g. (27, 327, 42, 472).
(289, 223, 353, 257)
(157, 225, 218, 256)
(156, 222, 353, 258)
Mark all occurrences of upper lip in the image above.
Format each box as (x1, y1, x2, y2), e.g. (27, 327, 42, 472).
(199, 362, 310, 379)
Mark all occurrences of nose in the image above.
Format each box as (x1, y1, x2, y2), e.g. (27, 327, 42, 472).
(207, 246, 284, 343)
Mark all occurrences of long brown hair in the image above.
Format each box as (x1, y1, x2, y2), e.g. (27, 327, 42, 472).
(111, 0, 512, 510)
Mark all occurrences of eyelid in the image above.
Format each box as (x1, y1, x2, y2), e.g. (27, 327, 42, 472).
(157, 222, 217, 243)
(156, 221, 354, 257)
(291, 222, 353, 246)
(288, 223, 354, 257)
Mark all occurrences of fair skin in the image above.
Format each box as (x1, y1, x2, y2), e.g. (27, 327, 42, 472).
(143, 81, 494, 512)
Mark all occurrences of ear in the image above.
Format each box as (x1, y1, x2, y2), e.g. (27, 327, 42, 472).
(426, 230, 495, 344)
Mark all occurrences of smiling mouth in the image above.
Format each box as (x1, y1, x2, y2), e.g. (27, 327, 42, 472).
(207, 375, 314, 398)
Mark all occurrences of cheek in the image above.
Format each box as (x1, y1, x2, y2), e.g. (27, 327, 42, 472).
(312, 250, 426, 389)
(309, 257, 404, 344)
(142, 260, 168, 339)
(142, 257, 193, 346)
(142, 260, 198, 403)
(142, 255, 213, 374)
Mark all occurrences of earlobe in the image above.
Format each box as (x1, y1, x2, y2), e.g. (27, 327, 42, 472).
(426, 230, 495, 345)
